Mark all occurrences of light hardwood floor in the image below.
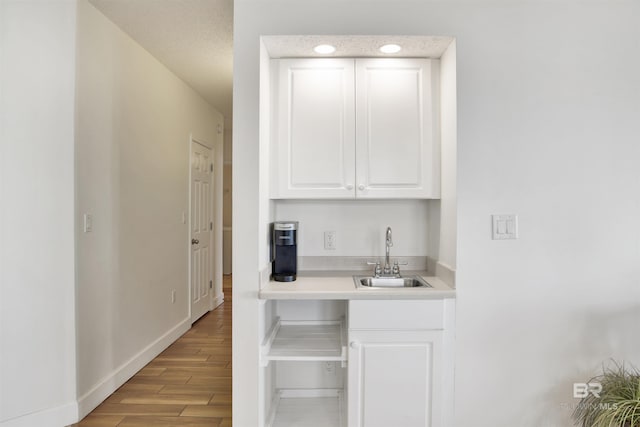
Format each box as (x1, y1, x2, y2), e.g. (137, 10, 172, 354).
(72, 277, 232, 427)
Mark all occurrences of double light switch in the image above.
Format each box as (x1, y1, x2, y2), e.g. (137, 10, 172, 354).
(492, 214, 518, 240)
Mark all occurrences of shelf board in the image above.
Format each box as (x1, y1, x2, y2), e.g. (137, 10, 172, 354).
(268, 389, 344, 427)
(261, 318, 347, 366)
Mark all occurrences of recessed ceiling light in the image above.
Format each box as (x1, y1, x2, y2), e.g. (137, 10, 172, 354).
(314, 44, 336, 55)
(379, 44, 402, 54)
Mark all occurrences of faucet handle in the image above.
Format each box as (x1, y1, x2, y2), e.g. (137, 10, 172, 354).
(367, 261, 382, 277)
(392, 262, 400, 275)
(392, 260, 408, 276)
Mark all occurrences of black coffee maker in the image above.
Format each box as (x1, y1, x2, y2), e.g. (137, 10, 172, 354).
(272, 221, 298, 282)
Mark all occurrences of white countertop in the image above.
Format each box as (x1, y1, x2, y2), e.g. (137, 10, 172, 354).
(259, 271, 455, 300)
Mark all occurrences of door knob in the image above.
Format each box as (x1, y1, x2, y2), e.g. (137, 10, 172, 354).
(358, 184, 365, 191)
(191, 238, 199, 245)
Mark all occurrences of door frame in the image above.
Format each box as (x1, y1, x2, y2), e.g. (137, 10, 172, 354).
(188, 131, 224, 322)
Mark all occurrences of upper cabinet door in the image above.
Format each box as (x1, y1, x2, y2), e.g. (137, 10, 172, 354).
(355, 58, 440, 199)
(272, 58, 356, 199)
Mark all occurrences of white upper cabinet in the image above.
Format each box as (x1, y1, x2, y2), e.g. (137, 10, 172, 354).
(355, 58, 440, 199)
(271, 58, 440, 199)
(272, 58, 356, 199)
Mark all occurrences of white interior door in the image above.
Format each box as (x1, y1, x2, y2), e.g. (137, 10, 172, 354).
(190, 140, 214, 323)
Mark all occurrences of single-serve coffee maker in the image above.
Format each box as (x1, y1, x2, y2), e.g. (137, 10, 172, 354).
(272, 221, 298, 282)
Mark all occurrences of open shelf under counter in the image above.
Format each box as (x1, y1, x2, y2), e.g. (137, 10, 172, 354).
(260, 317, 348, 367)
(267, 389, 345, 427)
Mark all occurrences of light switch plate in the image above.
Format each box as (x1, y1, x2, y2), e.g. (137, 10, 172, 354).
(83, 213, 93, 233)
(492, 214, 518, 240)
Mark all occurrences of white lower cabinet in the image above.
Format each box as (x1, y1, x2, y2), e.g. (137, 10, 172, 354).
(348, 330, 443, 427)
(347, 300, 454, 427)
(260, 299, 454, 427)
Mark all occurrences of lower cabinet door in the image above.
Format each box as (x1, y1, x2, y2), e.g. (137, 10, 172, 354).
(348, 330, 443, 427)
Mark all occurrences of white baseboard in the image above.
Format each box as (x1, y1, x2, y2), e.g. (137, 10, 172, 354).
(0, 401, 77, 427)
(76, 317, 191, 421)
(213, 293, 224, 309)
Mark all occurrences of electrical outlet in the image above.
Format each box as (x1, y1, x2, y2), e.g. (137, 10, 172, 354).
(83, 214, 93, 233)
(171, 290, 176, 304)
(324, 231, 336, 250)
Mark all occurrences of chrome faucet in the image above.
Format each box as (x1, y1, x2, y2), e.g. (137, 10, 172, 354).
(384, 226, 393, 275)
(367, 226, 407, 278)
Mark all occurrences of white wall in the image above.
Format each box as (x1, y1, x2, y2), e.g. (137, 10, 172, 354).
(0, 1, 78, 425)
(452, 4, 640, 424)
(75, 0, 223, 417)
(234, 1, 640, 426)
(274, 200, 429, 257)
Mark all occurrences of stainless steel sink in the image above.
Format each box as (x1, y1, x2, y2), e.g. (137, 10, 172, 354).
(354, 275, 432, 289)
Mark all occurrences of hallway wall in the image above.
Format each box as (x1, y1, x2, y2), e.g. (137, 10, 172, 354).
(75, 0, 223, 418)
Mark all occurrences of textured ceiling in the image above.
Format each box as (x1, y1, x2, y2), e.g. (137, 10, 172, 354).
(263, 35, 455, 58)
(90, 0, 234, 130)
(86, 2, 454, 133)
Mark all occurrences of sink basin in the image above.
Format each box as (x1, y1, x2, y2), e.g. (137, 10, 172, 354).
(354, 275, 432, 289)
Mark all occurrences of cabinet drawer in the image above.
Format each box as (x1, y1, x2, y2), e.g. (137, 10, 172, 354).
(349, 300, 444, 330)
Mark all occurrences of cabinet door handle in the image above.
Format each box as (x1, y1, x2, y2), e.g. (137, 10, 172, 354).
(358, 184, 365, 191)
(350, 341, 360, 349)
(346, 184, 354, 190)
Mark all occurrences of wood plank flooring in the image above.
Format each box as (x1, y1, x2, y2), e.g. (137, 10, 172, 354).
(72, 277, 232, 427)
